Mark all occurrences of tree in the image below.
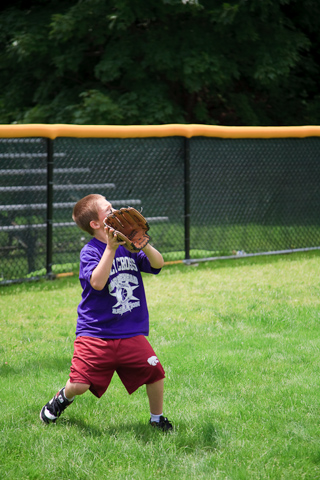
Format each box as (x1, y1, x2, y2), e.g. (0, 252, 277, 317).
(0, 0, 320, 126)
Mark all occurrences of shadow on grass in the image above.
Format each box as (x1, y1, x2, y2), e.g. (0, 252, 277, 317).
(1, 355, 72, 377)
(0, 274, 79, 296)
(57, 416, 220, 453)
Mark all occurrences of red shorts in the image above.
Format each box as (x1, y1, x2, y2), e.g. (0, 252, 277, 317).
(69, 335, 165, 398)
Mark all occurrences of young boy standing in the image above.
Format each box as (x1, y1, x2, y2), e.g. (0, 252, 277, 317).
(40, 194, 172, 431)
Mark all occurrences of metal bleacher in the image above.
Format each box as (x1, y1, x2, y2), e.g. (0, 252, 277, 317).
(0, 138, 169, 279)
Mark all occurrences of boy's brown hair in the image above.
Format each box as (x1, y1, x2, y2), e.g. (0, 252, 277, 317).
(72, 194, 103, 235)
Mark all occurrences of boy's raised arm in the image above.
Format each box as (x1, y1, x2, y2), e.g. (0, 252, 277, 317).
(142, 244, 164, 269)
(90, 227, 123, 290)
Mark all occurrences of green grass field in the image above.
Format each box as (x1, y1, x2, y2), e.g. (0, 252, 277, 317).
(1, 251, 320, 479)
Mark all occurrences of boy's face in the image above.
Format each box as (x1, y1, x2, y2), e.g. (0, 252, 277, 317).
(96, 197, 114, 226)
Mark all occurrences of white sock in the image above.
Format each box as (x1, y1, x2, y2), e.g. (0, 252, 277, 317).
(62, 387, 74, 402)
(150, 413, 163, 423)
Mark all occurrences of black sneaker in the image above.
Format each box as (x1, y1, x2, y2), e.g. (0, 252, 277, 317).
(40, 387, 73, 424)
(149, 416, 173, 431)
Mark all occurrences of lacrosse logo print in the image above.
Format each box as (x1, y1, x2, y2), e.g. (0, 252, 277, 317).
(108, 273, 140, 315)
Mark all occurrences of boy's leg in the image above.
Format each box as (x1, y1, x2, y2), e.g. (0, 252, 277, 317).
(40, 336, 115, 424)
(65, 379, 90, 398)
(147, 379, 172, 431)
(116, 336, 173, 430)
(40, 381, 90, 424)
(146, 379, 164, 415)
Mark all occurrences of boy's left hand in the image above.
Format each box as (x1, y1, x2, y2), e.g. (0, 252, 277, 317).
(103, 207, 150, 251)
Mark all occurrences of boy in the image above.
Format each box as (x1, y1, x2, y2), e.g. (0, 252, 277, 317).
(40, 194, 172, 431)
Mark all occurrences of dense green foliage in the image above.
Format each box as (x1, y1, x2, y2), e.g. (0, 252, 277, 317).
(1, 0, 320, 125)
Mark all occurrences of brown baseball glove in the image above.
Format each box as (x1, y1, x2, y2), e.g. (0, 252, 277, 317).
(103, 207, 150, 251)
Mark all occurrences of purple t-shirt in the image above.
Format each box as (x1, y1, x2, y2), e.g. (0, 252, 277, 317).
(76, 237, 161, 339)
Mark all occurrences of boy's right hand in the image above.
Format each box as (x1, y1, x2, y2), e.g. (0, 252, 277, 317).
(104, 225, 125, 251)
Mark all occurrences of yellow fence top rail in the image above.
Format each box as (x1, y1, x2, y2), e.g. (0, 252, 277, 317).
(1, 124, 320, 139)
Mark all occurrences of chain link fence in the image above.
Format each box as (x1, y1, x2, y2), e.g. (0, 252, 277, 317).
(1, 129, 320, 284)
(190, 136, 320, 256)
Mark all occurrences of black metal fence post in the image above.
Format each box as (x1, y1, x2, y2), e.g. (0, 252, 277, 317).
(46, 139, 54, 277)
(184, 138, 191, 262)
